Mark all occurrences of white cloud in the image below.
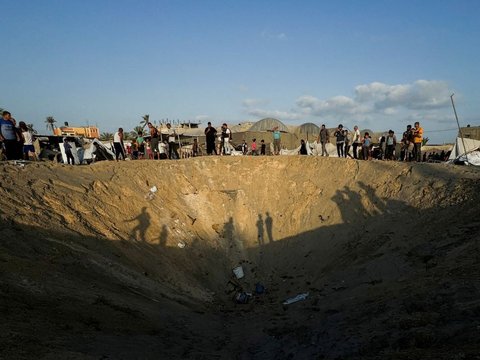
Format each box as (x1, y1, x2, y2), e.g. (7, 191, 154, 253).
(241, 80, 455, 141)
(242, 98, 270, 108)
(354, 80, 451, 110)
(247, 108, 302, 120)
(296, 94, 369, 116)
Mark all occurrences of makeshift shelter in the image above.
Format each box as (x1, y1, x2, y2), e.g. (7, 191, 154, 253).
(295, 123, 320, 143)
(280, 141, 314, 155)
(249, 118, 289, 133)
(448, 137, 480, 166)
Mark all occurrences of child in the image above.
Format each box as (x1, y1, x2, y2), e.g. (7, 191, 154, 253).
(137, 131, 145, 159)
(299, 139, 308, 155)
(192, 138, 199, 157)
(19, 121, 37, 161)
(362, 132, 372, 160)
(131, 138, 139, 159)
(260, 139, 266, 155)
(385, 130, 396, 160)
(241, 140, 248, 155)
(251, 138, 257, 155)
(146, 139, 153, 159)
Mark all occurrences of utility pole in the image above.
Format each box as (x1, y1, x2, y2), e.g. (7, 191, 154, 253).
(450, 94, 469, 164)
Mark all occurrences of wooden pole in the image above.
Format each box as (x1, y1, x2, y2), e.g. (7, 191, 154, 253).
(450, 94, 469, 164)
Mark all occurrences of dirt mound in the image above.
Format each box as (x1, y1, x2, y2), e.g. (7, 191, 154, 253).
(1, 158, 479, 359)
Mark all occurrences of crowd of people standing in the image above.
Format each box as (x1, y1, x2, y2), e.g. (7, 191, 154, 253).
(113, 122, 181, 161)
(1, 109, 428, 164)
(316, 122, 425, 161)
(0, 110, 37, 161)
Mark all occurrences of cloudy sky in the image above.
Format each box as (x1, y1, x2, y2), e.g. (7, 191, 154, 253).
(1, 0, 479, 143)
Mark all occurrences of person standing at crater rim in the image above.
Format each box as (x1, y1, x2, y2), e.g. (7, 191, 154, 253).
(334, 124, 345, 158)
(221, 123, 231, 155)
(0, 111, 20, 160)
(412, 121, 424, 162)
(317, 124, 330, 157)
(148, 122, 159, 159)
(272, 126, 281, 155)
(352, 125, 361, 159)
(167, 123, 179, 159)
(204, 121, 217, 155)
(113, 127, 126, 161)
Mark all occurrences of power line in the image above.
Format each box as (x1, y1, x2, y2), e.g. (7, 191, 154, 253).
(426, 127, 457, 133)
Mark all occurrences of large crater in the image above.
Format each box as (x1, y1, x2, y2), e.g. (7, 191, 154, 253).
(1, 157, 479, 359)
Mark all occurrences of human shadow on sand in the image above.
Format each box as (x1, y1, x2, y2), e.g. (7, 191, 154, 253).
(126, 207, 151, 242)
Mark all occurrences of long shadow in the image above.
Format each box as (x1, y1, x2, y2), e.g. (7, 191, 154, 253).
(265, 211, 273, 243)
(158, 224, 168, 247)
(256, 214, 264, 246)
(126, 207, 151, 242)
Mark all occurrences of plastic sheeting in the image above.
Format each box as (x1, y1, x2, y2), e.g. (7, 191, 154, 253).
(448, 137, 480, 166)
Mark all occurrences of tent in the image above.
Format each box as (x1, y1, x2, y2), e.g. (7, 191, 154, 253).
(295, 123, 320, 136)
(448, 137, 480, 166)
(249, 118, 289, 133)
(280, 141, 315, 155)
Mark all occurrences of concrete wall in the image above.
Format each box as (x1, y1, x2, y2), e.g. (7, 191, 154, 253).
(460, 126, 480, 141)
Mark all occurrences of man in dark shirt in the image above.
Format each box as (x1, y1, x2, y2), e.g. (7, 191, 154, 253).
(0, 111, 20, 160)
(204, 122, 217, 155)
(148, 122, 159, 159)
(317, 124, 330, 156)
(401, 125, 414, 161)
(334, 124, 345, 157)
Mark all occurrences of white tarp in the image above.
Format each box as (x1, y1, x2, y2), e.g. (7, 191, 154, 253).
(60, 141, 82, 164)
(280, 141, 315, 155)
(83, 139, 116, 161)
(448, 137, 480, 166)
(281, 141, 341, 156)
(310, 141, 340, 157)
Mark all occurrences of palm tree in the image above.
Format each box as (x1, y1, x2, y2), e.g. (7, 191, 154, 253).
(129, 126, 144, 139)
(134, 125, 144, 134)
(140, 114, 150, 129)
(100, 132, 113, 141)
(45, 116, 56, 133)
(27, 124, 38, 134)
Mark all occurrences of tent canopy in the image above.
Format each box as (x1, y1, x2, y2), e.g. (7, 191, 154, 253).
(295, 123, 320, 136)
(249, 118, 289, 132)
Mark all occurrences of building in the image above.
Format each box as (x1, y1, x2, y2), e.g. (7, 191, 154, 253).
(53, 126, 100, 139)
(460, 126, 480, 141)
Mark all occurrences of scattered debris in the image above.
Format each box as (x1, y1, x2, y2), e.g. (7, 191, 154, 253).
(234, 292, 252, 304)
(232, 265, 244, 279)
(144, 186, 157, 200)
(12, 160, 26, 168)
(255, 283, 265, 294)
(283, 292, 309, 305)
(177, 241, 186, 248)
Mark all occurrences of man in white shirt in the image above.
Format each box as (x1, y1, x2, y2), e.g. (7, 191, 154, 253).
(352, 125, 361, 159)
(113, 128, 126, 160)
(221, 123, 231, 155)
(166, 123, 179, 159)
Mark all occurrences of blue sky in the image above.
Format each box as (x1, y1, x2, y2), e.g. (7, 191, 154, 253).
(1, 0, 479, 143)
